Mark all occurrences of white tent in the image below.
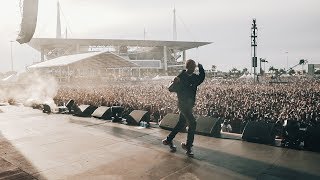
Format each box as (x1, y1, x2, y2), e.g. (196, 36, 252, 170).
(1, 71, 27, 84)
(1, 74, 18, 82)
(152, 75, 175, 80)
(238, 73, 254, 79)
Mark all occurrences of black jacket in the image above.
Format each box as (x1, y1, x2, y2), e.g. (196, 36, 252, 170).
(176, 66, 205, 107)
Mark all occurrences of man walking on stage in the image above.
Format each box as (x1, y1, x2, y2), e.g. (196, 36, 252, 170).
(162, 59, 205, 157)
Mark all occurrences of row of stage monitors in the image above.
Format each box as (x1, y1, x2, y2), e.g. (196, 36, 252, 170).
(43, 101, 320, 152)
(43, 99, 151, 125)
(160, 114, 320, 152)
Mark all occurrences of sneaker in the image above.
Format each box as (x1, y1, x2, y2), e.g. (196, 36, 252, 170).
(181, 142, 194, 157)
(162, 139, 177, 152)
(162, 139, 171, 146)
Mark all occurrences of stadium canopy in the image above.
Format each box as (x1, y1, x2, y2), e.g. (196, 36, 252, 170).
(28, 38, 212, 52)
(27, 51, 139, 69)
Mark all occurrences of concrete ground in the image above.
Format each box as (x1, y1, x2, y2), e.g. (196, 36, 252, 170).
(0, 105, 319, 180)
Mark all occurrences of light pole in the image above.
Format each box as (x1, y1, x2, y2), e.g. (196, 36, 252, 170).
(251, 19, 258, 83)
(10, 40, 14, 72)
(285, 52, 288, 70)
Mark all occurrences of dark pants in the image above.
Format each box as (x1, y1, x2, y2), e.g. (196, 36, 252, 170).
(167, 105, 197, 148)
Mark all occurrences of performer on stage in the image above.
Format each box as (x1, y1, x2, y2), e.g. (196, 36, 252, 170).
(162, 59, 205, 157)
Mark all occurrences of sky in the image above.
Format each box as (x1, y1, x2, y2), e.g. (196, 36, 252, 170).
(0, 0, 319, 73)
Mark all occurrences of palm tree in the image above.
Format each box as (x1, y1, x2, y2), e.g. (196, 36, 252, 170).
(211, 65, 217, 78)
(211, 65, 217, 71)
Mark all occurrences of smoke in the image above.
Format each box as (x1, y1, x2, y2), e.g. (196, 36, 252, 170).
(0, 71, 58, 109)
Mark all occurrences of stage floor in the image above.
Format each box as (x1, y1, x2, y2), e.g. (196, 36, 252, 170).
(0, 105, 319, 180)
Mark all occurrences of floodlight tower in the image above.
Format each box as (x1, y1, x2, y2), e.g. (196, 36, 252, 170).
(251, 19, 258, 83)
(10, 40, 14, 71)
(173, 6, 177, 41)
(56, 1, 61, 39)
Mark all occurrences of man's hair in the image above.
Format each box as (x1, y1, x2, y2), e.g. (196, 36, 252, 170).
(186, 59, 196, 69)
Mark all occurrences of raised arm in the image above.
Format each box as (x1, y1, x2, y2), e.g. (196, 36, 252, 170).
(197, 63, 205, 85)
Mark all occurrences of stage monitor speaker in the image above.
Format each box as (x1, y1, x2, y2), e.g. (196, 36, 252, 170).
(66, 99, 74, 109)
(159, 113, 186, 132)
(111, 106, 124, 116)
(66, 99, 75, 113)
(42, 104, 51, 114)
(127, 110, 150, 125)
(304, 126, 320, 152)
(242, 121, 275, 145)
(74, 105, 97, 117)
(196, 116, 221, 137)
(92, 106, 112, 120)
(16, 0, 39, 44)
(111, 106, 124, 122)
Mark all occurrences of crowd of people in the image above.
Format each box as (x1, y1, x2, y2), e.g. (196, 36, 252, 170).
(53, 76, 320, 134)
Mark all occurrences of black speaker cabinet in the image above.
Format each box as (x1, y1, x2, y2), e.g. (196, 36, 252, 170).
(196, 116, 221, 137)
(74, 105, 97, 117)
(92, 106, 112, 120)
(242, 121, 275, 145)
(127, 110, 150, 125)
(304, 126, 320, 152)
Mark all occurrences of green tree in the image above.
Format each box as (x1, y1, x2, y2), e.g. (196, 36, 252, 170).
(229, 67, 242, 77)
(279, 68, 286, 75)
(268, 66, 275, 73)
(242, 68, 248, 74)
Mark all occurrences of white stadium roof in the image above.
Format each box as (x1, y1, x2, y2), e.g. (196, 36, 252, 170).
(28, 52, 139, 69)
(28, 38, 212, 52)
